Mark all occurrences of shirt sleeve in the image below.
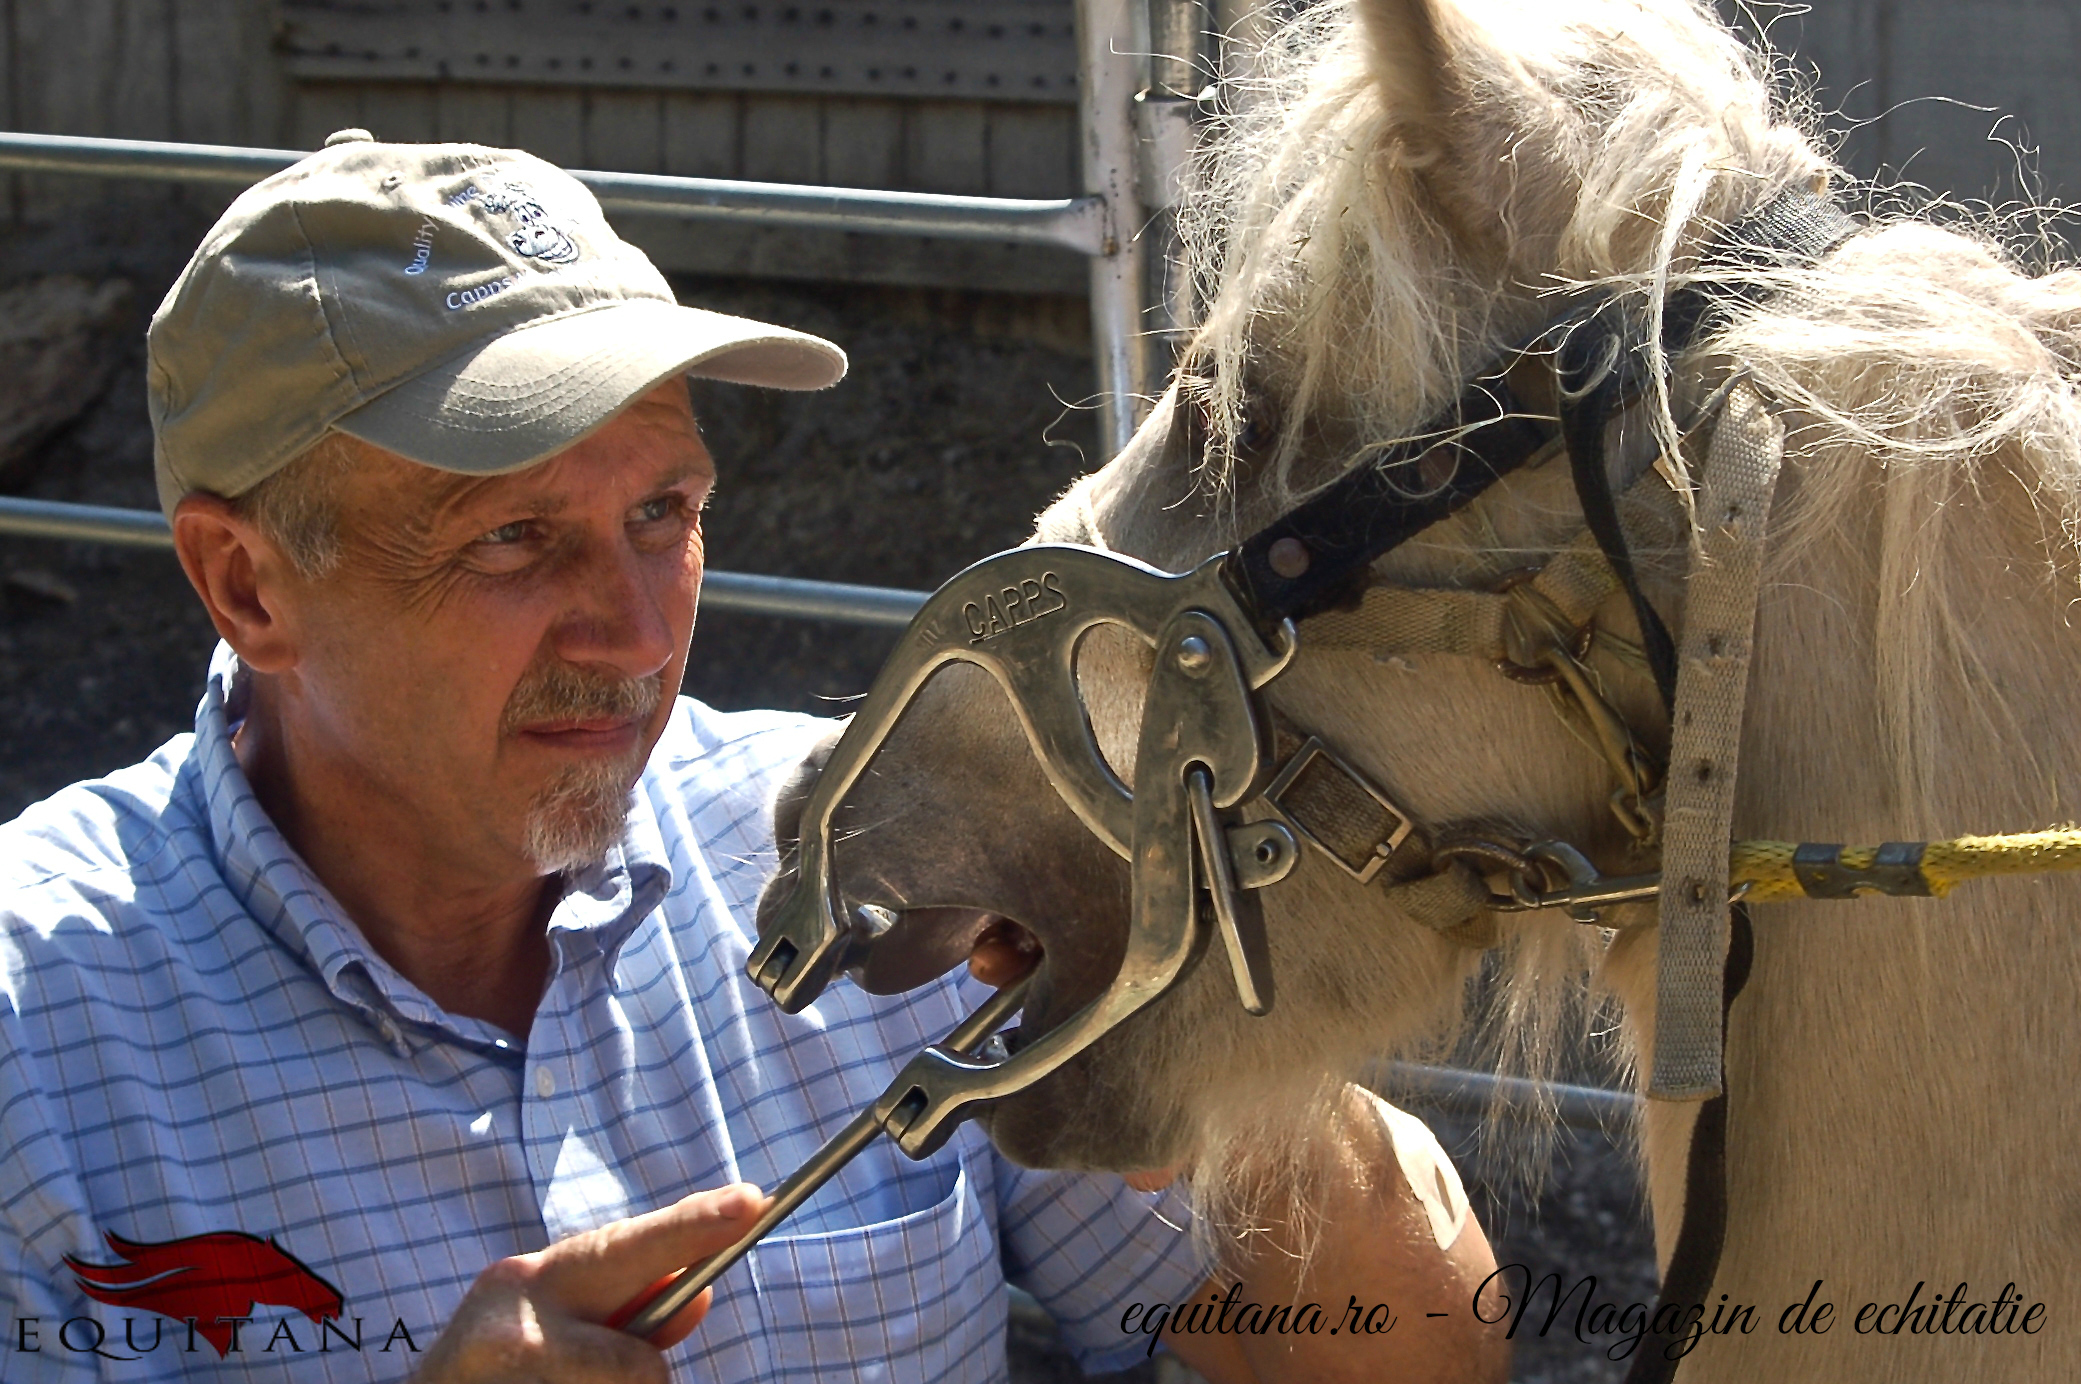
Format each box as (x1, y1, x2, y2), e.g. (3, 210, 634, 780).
(992, 1155, 1211, 1374)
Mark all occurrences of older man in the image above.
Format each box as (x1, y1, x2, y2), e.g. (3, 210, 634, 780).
(0, 132, 1506, 1382)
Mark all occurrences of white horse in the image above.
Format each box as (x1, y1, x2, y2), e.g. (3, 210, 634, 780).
(758, 0, 2081, 1377)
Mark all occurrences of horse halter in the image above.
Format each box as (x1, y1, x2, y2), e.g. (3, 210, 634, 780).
(611, 186, 1871, 1340)
(750, 185, 1859, 1103)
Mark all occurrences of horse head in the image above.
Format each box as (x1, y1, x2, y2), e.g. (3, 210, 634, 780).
(760, 0, 1815, 1171)
(758, 8, 2081, 1360)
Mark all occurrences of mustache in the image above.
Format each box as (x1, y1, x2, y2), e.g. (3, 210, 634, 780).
(501, 661, 664, 733)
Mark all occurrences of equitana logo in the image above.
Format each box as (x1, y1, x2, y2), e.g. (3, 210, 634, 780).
(12, 1229, 424, 1360)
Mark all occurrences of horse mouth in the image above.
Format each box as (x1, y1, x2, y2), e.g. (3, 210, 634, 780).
(967, 915, 1045, 989)
(836, 905, 1050, 999)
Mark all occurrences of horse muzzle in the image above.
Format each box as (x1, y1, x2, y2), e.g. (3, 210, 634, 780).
(749, 543, 1301, 1155)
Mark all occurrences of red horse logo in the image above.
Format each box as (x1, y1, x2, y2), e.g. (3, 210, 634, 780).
(64, 1230, 345, 1356)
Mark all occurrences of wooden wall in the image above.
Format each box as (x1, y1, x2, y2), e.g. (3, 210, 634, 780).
(287, 82, 1087, 294)
(0, 0, 1088, 292)
(3, 0, 2081, 295)
(1, 0, 283, 219)
(1731, 0, 2081, 217)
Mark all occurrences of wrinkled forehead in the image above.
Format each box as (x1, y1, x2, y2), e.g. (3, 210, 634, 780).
(333, 384, 711, 545)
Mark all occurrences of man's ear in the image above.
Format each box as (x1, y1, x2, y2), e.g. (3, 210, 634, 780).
(171, 494, 302, 675)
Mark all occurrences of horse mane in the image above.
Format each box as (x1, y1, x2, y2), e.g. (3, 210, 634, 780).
(1166, 0, 2081, 1202)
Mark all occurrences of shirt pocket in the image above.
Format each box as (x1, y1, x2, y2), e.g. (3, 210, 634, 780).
(749, 1159, 1004, 1383)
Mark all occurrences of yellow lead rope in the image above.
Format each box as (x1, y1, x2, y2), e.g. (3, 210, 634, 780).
(1730, 829, 2081, 903)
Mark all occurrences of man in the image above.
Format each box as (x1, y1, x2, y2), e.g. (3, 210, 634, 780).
(0, 132, 1507, 1381)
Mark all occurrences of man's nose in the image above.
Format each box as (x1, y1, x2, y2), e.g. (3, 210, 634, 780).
(549, 536, 684, 678)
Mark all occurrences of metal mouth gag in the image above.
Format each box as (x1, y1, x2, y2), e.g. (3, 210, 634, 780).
(750, 546, 1301, 1095)
(612, 544, 1308, 1338)
(611, 196, 2063, 1337)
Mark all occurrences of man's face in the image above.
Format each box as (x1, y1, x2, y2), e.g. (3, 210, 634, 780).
(275, 382, 714, 879)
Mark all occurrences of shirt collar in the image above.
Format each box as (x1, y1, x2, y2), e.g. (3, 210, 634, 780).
(192, 643, 674, 1052)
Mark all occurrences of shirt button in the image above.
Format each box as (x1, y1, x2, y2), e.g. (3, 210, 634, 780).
(535, 1066, 557, 1099)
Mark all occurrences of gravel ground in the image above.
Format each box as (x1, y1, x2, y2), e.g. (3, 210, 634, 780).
(0, 209, 1655, 1380)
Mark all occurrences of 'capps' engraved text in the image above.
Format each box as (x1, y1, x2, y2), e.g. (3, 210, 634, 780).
(964, 572, 1067, 643)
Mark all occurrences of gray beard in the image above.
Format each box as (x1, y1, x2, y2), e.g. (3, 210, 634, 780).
(522, 756, 639, 875)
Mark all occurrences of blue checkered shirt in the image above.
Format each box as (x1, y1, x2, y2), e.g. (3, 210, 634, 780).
(0, 645, 1205, 1380)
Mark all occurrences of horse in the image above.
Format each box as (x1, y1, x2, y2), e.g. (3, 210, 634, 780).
(755, 0, 2081, 1376)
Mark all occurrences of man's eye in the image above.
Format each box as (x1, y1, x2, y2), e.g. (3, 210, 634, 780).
(479, 521, 529, 545)
(634, 496, 681, 523)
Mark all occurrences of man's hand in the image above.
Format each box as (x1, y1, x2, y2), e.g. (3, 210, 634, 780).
(412, 1183, 772, 1384)
(1161, 1088, 1511, 1384)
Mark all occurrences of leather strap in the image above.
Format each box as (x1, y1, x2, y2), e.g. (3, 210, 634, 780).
(1621, 905, 1754, 1384)
(1652, 383, 1785, 1100)
(1230, 372, 1555, 623)
(1556, 301, 1683, 711)
(1227, 186, 1857, 638)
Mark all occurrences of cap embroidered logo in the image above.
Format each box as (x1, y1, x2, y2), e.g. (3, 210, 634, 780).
(468, 178, 581, 266)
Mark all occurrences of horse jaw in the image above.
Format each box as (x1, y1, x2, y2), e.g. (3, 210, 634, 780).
(752, 392, 1622, 1177)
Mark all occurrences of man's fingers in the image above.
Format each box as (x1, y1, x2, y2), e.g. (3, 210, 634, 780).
(528, 1182, 772, 1329)
(604, 1270, 717, 1349)
(412, 1275, 680, 1384)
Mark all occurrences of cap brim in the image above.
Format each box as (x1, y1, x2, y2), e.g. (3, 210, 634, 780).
(331, 298, 846, 474)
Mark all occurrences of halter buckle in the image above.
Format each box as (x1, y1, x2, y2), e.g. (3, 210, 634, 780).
(1261, 735, 1416, 883)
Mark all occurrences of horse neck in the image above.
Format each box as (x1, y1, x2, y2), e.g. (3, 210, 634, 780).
(1607, 427, 2081, 1313)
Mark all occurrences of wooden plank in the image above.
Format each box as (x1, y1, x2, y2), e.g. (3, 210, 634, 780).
(662, 93, 739, 179)
(360, 82, 440, 144)
(904, 101, 989, 195)
(585, 90, 664, 174)
(740, 95, 822, 185)
(292, 84, 364, 152)
(985, 104, 1075, 199)
(819, 98, 903, 191)
(14, 0, 122, 218)
(1879, 0, 2081, 204)
(110, 0, 176, 141)
(279, 0, 1079, 106)
(434, 84, 513, 147)
(14, 0, 119, 134)
(509, 88, 587, 168)
(0, 0, 13, 223)
(172, 0, 287, 146)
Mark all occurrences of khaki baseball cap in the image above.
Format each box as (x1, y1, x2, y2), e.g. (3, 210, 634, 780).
(148, 128, 846, 517)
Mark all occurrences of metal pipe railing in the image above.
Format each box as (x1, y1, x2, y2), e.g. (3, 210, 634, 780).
(1078, 0, 1153, 458)
(0, 496, 929, 628)
(1379, 1062, 1639, 1134)
(0, 132, 1109, 256)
